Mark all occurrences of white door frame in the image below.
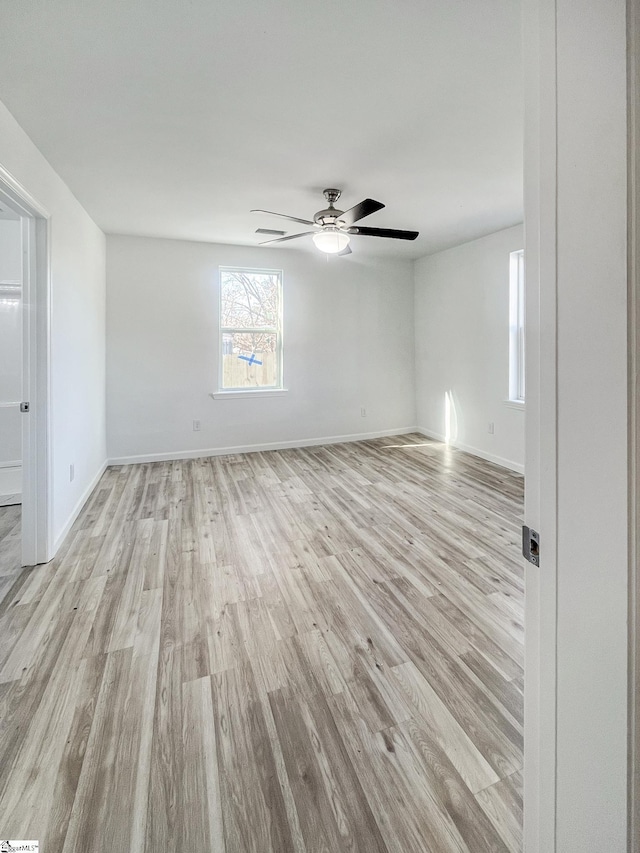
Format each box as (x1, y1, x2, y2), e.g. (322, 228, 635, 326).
(629, 0, 640, 847)
(0, 164, 51, 566)
(523, 0, 558, 847)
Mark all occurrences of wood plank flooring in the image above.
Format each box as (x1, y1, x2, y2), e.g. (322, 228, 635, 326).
(0, 502, 21, 596)
(0, 434, 524, 852)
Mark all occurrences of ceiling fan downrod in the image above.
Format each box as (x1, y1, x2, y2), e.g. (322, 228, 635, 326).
(314, 188, 344, 226)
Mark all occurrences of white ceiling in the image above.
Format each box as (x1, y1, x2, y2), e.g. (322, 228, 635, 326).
(0, 0, 523, 259)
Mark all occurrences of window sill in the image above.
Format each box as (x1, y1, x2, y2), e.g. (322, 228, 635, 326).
(504, 399, 525, 410)
(211, 389, 289, 400)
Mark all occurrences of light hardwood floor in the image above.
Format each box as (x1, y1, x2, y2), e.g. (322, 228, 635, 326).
(0, 502, 21, 590)
(0, 434, 524, 852)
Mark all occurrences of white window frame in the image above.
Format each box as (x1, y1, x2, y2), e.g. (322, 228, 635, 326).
(217, 266, 284, 395)
(508, 249, 525, 404)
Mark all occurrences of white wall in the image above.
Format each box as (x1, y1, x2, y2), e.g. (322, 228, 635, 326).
(414, 224, 524, 473)
(106, 235, 416, 462)
(0, 100, 107, 548)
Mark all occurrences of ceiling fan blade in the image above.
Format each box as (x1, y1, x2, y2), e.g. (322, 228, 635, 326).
(337, 245, 352, 256)
(337, 198, 385, 226)
(349, 226, 419, 241)
(251, 209, 316, 227)
(259, 231, 315, 245)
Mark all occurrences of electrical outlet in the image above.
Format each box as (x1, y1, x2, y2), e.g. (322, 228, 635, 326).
(360, 407, 367, 417)
(488, 422, 495, 435)
(69, 463, 75, 482)
(193, 420, 201, 431)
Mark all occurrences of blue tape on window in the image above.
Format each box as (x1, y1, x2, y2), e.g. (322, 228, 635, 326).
(238, 354, 263, 366)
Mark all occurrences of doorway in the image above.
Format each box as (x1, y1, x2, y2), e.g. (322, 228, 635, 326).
(0, 167, 51, 568)
(0, 204, 22, 569)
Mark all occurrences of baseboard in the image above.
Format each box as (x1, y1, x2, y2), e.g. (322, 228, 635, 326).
(0, 463, 22, 498)
(108, 427, 420, 466)
(416, 427, 524, 475)
(53, 459, 109, 553)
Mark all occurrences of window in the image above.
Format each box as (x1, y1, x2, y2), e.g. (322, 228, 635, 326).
(218, 267, 283, 391)
(508, 249, 525, 403)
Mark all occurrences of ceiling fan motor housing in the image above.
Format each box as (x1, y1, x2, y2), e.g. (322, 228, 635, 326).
(314, 209, 345, 226)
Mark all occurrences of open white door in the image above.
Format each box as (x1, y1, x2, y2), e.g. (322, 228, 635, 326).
(523, 0, 630, 849)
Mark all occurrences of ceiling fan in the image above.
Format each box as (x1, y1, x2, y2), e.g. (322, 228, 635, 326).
(251, 189, 419, 255)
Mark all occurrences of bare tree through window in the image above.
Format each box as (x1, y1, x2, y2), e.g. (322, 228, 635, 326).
(219, 268, 282, 389)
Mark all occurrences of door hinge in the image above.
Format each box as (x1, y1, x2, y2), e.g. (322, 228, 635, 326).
(522, 525, 540, 566)
(20, 402, 30, 413)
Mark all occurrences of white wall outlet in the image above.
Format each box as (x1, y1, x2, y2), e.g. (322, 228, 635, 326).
(69, 463, 75, 482)
(360, 407, 367, 417)
(193, 420, 201, 431)
(488, 422, 495, 435)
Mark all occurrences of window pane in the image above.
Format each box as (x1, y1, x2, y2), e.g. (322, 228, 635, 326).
(517, 252, 525, 400)
(508, 249, 525, 402)
(220, 269, 279, 329)
(222, 331, 279, 388)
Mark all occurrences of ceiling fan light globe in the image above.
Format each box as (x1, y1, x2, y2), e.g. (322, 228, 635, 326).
(312, 229, 350, 254)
